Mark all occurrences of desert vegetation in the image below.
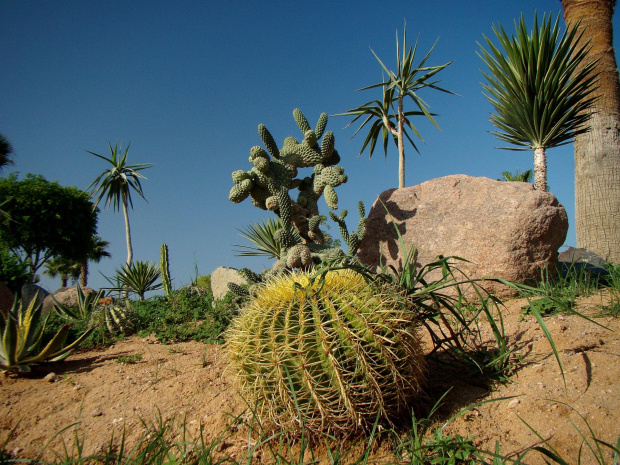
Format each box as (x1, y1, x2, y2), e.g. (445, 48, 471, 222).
(1, 7, 619, 465)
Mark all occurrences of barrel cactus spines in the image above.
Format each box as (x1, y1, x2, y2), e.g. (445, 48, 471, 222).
(160, 243, 172, 297)
(226, 269, 427, 437)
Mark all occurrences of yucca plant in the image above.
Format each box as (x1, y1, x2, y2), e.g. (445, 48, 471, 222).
(105, 260, 163, 301)
(0, 291, 94, 372)
(337, 20, 454, 188)
(233, 217, 301, 261)
(478, 12, 599, 191)
(226, 268, 427, 438)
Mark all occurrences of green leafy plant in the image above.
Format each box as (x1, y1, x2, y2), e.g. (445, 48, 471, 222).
(498, 168, 533, 182)
(479, 12, 599, 191)
(129, 286, 230, 344)
(0, 292, 94, 372)
(336, 20, 454, 188)
(105, 260, 163, 301)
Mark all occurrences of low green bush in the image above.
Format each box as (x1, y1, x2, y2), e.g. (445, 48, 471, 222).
(128, 286, 233, 344)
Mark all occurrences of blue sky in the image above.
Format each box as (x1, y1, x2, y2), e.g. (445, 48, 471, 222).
(2, 1, 618, 294)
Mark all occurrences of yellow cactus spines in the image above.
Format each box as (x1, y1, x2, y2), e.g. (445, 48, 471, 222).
(226, 269, 427, 437)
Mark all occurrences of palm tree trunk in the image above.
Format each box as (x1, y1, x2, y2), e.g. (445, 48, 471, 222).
(533, 147, 547, 191)
(397, 95, 405, 189)
(80, 262, 88, 287)
(562, 0, 620, 263)
(122, 198, 133, 266)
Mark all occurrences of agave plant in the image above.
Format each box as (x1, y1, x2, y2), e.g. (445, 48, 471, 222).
(0, 291, 94, 372)
(52, 284, 104, 321)
(105, 260, 162, 300)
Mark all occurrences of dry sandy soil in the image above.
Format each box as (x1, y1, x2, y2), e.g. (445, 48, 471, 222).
(1, 292, 619, 464)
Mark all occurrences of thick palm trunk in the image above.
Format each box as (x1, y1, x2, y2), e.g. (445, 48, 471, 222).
(80, 262, 88, 287)
(397, 95, 405, 188)
(562, 0, 620, 263)
(533, 147, 548, 191)
(122, 199, 133, 266)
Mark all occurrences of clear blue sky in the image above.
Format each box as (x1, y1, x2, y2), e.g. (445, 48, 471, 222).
(2, 1, 617, 294)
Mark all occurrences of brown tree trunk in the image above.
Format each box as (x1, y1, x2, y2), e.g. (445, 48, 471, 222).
(80, 262, 88, 287)
(562, 0, 620, 263)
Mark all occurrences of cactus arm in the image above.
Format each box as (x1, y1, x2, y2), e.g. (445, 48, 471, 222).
(161, 243, 172, 297)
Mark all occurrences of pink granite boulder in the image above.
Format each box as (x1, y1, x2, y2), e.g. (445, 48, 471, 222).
(357, 175, 568, 298)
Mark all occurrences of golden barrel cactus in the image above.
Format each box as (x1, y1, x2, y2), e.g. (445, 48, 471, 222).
(226, 269, 427, 437)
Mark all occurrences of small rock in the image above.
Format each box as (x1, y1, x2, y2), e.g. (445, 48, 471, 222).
(508, 399, 521, 409)
(44, 372, 57, 382)
(92, 411, 103, 417)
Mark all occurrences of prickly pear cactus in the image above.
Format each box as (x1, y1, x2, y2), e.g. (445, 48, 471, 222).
(229, 108, 364, 272)
(226, 269, 427, 437)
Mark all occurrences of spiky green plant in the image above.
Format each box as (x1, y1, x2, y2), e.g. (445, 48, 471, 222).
(336, 20, 454, 188)
(233, 217, 300, 260)
(0, 292, 94, 372)
(52, 284, 104, 321)
(106, 260, 163, 301)
(478, 13, 599, 191)
(160, 243, 172, 297)
(226, 269, 427, 438)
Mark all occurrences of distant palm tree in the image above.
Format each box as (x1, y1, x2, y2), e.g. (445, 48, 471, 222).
(44, 257, 80, 288)
(79, 236, 111, 287)
(498, 168, 533, 183)
(0, 134, 14, 171)
(478, 13, 599, 191)
(336, 21, 454, 188)
(87, 143, 152, 265)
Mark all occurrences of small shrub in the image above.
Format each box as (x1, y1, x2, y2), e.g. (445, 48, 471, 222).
(129, 286, 231, 344)
(115, 353, 142, 364)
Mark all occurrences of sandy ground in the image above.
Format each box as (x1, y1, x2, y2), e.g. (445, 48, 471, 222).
(1, 292, 618, 464)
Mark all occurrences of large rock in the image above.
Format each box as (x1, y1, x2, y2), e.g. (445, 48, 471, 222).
(357, 175, 568, 298)
(210, 267, 248, 301)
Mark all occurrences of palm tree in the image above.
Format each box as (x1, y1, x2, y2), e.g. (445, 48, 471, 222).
(561, 0, 620, 264)
(478, 13, 599, 192)
(336, 21, 454, 188)
(44, 257, 80, 288)
(87, 143, 152, 265)
(79, 236, 111, 287)
(0, 134, 14, 171)
(498, 168, 533, 183)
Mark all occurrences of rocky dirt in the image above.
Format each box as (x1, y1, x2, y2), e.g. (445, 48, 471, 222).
(1, 292, 618, 464)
